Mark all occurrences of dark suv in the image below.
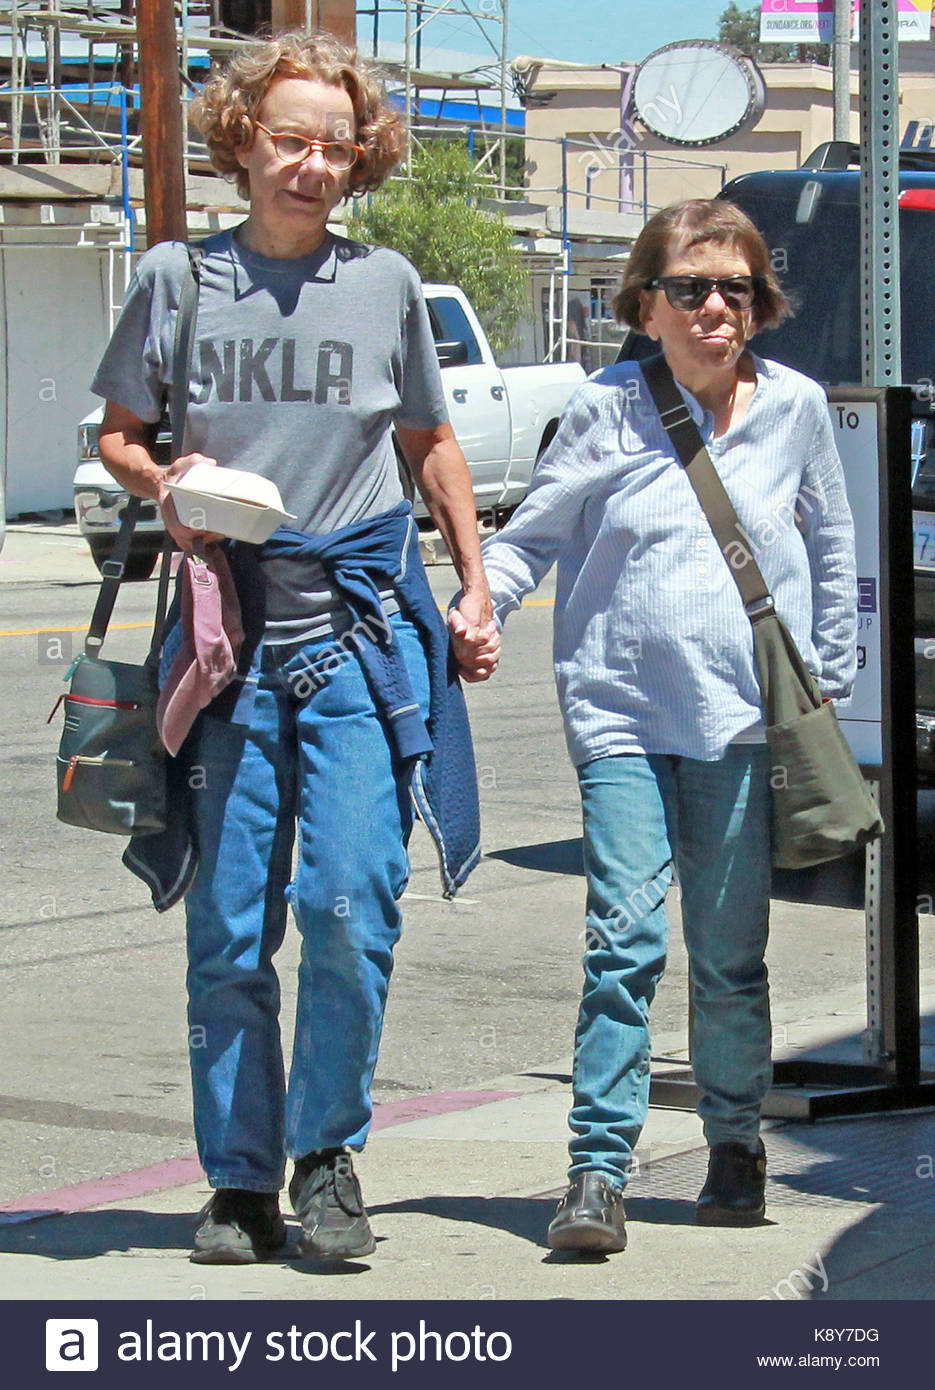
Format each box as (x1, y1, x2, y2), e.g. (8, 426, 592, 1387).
(618, 142, 935, 781)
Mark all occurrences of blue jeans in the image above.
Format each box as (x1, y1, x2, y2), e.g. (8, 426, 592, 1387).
(571, 746, 772, 1188)
(183, 615, 430, 1193)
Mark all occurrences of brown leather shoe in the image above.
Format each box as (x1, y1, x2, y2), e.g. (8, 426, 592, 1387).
(547, 1171, 627, 1253)
(696, 1140, 767, 1226)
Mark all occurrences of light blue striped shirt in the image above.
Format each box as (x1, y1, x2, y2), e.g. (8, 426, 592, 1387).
(481, 355, 858, 766)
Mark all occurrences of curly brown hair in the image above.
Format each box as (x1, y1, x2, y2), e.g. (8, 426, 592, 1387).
(191, 29, 407, 200)
(613, 199, 792, 335)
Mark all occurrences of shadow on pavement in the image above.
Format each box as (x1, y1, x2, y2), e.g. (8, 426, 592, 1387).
(0, 1209, 198, 1259)
(363, 1195, 555, 1251)
(808, 1212, 935, 1300)
(617, 1195, 697, 1226)
(486, 839, 584, 877)
(487, 838, 869, 907)
(367, 1190, 699, 1251)
(759, 1029, 935, 1299)
(763, 1101, 935, 1300)
(368, 1194, 554, 1248)
(0, 1210, 333, 1271)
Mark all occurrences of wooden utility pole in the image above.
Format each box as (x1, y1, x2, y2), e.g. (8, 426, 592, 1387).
(119, 0, 135, 92)
(271, 0, 356, 43)
(137, 0, 187, 244)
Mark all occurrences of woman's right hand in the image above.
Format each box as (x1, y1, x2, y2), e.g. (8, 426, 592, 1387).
(157, 452, 226, 550)
(448, 605, 501, 682)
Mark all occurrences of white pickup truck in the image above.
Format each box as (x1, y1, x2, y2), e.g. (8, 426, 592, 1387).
(73, 282, 585, 579)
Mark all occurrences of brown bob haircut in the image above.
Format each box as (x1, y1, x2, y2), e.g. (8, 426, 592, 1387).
(613, 198, 791, 335)
(192, 29, 407, 200)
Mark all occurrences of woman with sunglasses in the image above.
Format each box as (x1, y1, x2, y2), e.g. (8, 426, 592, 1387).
(92, 31, 496, 1266)
(479, 198, 857, 1253)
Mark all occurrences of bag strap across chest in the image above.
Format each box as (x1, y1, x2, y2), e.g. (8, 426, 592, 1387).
(640, 352, 776, 626)
(85, 244, 205, 659)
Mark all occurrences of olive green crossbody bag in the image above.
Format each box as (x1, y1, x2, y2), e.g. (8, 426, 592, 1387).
(642, 352, 883, 869)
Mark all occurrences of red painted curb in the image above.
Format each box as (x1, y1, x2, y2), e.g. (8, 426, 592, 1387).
(0, 1088, 519, 1225)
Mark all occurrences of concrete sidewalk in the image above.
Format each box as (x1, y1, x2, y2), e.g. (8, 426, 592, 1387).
(1, 986, 933, 1303)
(4, 520, 933, 1301)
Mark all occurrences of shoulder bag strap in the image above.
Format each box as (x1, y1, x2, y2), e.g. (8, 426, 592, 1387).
(640, 352, 776, 627)
(85, 245, 204, 657)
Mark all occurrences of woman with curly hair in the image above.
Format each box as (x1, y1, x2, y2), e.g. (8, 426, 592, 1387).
(91, 30, 498, 1265)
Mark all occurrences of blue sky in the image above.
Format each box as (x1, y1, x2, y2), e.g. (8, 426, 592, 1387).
(371, 1, 733, 67)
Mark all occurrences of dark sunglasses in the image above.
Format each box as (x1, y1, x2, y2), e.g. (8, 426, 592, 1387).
(647, 275, 764, 311)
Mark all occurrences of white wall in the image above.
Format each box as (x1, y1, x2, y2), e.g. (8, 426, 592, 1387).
(1, 244, 117, 515)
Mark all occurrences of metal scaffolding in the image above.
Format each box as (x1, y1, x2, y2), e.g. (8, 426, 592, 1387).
(0, 0, 642, 371)
(0, 2, 262, 165)
(0, 3, 513, 185)
(358, 1, 510, 195)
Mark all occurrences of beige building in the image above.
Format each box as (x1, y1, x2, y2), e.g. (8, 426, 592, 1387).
(522, 51, 935, 221)
(503, 49, 935, 369)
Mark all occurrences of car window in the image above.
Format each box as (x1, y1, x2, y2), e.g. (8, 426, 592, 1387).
(722, 177, 935, 506)
(426, 297, 484, 366)
(721, 183, 862, 384)
(721, 179, 935, 390)
(618, 178, 935, 507)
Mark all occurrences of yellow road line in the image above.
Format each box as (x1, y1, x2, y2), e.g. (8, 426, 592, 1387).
(3, 598, 556, 639)
(0, 621, 151, 638)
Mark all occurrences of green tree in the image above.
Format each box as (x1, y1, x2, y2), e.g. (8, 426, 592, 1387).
(351, 140, 527, 357)
(471, 134, 528, 200)
(718, 2, 831, 64)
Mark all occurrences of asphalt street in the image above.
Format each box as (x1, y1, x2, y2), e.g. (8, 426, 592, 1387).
(0, 522, 933, 1303)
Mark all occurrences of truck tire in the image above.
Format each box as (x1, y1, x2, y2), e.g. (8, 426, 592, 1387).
(537, 420, 559, 459)
(89, 544, 161, 582)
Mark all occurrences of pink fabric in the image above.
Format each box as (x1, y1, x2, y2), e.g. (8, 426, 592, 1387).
(156, 546, 244, 756)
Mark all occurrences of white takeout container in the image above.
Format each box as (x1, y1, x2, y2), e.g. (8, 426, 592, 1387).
(165, 464, 297, 543)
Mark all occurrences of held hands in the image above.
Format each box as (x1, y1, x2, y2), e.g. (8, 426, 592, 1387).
(448, 590, 501, 683)
(157, 452, 226, 551)
(158, 456, 504, 681)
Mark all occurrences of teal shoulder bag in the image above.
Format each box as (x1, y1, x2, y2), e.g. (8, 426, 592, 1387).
(53, 246, 202, 835)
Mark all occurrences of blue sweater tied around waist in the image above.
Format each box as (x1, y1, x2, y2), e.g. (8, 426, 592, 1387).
(123, 502, 481, 910)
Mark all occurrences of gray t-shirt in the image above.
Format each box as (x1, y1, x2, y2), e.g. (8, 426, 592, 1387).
(92, 228, 448, 640)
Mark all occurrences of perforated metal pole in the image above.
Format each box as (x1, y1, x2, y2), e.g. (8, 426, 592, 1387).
(859, 0, 901, 386)
(859, 4, 892, 1068)
(858, 2, 919, 1084)
(863, 794, 884, 1065)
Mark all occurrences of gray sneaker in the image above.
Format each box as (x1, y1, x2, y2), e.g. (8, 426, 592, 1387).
(289, 1148, 377, 1259)
(190, 1188, 287, 1264)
